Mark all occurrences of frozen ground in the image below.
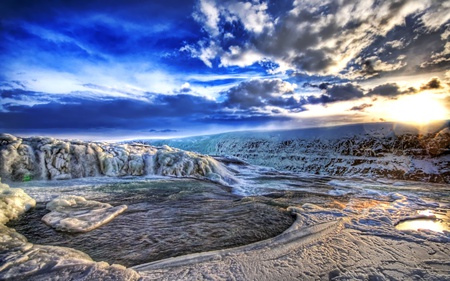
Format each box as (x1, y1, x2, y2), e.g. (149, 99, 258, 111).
(1, 157, 449, 280)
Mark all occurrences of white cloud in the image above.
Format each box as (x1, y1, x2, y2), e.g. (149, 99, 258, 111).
(190, 0, 440, 77)
(420, 0, 450, 31)
(224, 1, 273, 34)
(181, 82, 191, 91)
(193, 0, 221, 36)
(220, 45, 264, 67)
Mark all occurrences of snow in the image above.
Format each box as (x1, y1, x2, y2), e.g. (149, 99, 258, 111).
(0, 178, 36, 224)
(148, 122, 450, 184)
(1, 165, 450, 280)
(42, 195, 127, 232)
(133, 188, 450, 280)
(0, 134, 237, 185)
(0, 127, 449, 280)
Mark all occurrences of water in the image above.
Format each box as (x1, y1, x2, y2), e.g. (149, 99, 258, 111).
(5, 162, 450, 278)
(395, 209, 450, 233)
(8, 177, 295, 267)
(396, 219, 450, 233)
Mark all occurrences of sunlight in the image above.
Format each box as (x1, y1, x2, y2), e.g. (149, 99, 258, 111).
(396, 219, 450, 233)
(384, 93, 448, 125)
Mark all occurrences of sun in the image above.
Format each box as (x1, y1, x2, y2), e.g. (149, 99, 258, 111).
(384, 93, 449, 125)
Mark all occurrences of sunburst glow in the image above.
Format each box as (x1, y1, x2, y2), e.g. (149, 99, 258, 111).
(384, 93, 448, 125)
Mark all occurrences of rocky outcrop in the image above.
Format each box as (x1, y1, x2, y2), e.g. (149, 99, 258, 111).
(0, 134, 235, 184)
(150, 123, 450, 183)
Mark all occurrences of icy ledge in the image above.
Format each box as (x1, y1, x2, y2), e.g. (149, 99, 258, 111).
(42, 196, 127, 233)
(132, 208, 344, 271)
(0, 134, 236, 185)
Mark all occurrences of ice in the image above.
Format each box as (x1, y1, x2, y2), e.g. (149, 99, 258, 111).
(134, 192, 450, 280)
(0, 178, 140, 280)
(42, 195, 127, 232)
(148, 122, 450, 184)
(0, 134, 236, 185)
(396, 219, 450, 233)
(2, 165, 450, 280)
(0, 238, 141, 280)
(0, 178, 36, 224)
(1, 127, 449, 280)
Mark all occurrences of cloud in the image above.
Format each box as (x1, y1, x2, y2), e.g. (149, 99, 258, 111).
(222, 78, 298, 109)
(355, 56, 407, 78)
(0, 91, 223, 131)
(367, 83, 401, 97)
(420, 77, 444, 90)
(0, 88, 300, 133)
(193, 0, 221, 36)
(149, 129, 178, 133)
(186, 0, 450, 85)
(222, 1, 273, 35)
(349, 103, 373, 112)
(367, 83, 417, 97)
(189, 0, 440, 77)
(300, 83, 364, 106)
(303, 82, 331, 90)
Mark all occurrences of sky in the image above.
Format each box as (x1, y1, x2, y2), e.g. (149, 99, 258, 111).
(1, 0, 449, 140)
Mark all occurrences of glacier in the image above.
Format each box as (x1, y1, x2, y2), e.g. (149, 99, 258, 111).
(0, 133, 236, 185)
(149, 122, 450, 183)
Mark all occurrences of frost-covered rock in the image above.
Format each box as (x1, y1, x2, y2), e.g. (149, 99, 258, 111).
(0, 136, 236, 185)
(42, 195, 127, 233)
(0, 178, 36, 224)
(150, 122, 450, 183)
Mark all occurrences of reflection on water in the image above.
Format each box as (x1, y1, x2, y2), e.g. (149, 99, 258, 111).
(396, 219, 450, 233)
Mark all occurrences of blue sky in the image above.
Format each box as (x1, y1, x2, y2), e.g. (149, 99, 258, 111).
(1, 0, 449, 140)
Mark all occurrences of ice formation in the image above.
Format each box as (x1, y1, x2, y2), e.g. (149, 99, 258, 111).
(150, 122, 450, 183)
(0, 177, 140, 280)
(133, 188, 450, 280)
(42, 195, 127, 232)
(0, 177, 35, 224)
(0, 134, 235, 184)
